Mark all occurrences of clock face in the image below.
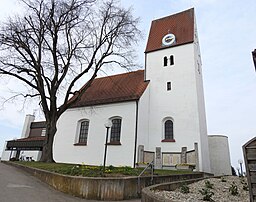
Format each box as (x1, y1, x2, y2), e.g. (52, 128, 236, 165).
(162, 33, 176, 46)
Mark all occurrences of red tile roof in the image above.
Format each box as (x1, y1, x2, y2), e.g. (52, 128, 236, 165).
(70, 70, 149, 108)
(145, 8, 194, 53)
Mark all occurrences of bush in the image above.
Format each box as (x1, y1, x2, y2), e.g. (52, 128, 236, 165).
(220, 177, 227, 182)
(229, 182, 239, 196)
(10, 157, 19, 161)
(180, 184, 190, 194)
(205, 180, 214, 189)
(240, 177, 249, 191)
(199, 188, 214, 201)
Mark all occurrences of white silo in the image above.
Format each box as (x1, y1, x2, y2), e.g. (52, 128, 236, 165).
(208, 135, 232, 176)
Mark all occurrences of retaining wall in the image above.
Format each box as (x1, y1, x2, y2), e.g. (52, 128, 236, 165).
(3, 161, 207, 201)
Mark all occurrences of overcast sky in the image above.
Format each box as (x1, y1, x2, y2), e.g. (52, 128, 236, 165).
(0, 0, 255, 171)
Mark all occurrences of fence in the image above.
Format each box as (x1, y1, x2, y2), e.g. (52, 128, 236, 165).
(243, 137, 256, 202)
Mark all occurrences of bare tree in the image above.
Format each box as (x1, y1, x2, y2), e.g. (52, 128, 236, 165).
(0, 0, 141, 162)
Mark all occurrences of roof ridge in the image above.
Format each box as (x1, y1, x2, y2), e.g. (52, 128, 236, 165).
(152, 8, 194, 22)
(97, 69, 144, 80)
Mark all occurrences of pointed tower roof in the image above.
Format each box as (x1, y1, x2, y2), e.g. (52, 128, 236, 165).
(145, 8, 195, 53)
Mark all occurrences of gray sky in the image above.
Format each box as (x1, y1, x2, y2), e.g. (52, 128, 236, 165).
(0, 0, 255, 171)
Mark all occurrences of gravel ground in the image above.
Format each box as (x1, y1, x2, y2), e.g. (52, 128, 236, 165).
(154, 176, 250, 202)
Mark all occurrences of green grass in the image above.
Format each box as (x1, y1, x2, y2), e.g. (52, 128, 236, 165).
(15, 161, 194, 177)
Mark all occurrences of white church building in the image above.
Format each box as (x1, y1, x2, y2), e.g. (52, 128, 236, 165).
(2, 9, 232, 175)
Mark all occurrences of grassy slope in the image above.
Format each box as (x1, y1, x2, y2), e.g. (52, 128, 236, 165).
(15, 161, 194, 177)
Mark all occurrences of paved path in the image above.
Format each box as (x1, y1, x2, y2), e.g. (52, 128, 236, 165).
(0, 162, 140, 202)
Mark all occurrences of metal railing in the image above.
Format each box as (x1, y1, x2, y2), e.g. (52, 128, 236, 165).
(137, 160, 154, 195)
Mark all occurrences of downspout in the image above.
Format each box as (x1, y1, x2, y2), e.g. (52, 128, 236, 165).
(133, 100, 139, 168)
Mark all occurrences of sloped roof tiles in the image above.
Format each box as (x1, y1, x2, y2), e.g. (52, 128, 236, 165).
(70, 70, 149, 108)
(145, 8, 194, 53)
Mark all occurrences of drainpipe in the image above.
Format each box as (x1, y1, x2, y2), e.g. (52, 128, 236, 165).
(133, 100, 139, 168)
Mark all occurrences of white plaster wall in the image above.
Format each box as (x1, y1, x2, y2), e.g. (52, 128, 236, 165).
(193, 21, 211, 173)
(144, 42, 210, 172)
(137, 86, 150, 149)
(21, 114, 35, 138)
(1, 142, 12, 161)
(208, 135, 232, 176)
(53, 102, 137, 167)
(20, 151, 41, 161)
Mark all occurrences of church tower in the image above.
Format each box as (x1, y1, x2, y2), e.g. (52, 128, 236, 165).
(143, 8, 211, 172)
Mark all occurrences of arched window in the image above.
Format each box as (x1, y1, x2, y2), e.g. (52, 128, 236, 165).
(163, 56, 168, 66)
(75, 120, 89, 145)
(110, 118, 122, 143)
(163, 55, 174, 67)
(164, 120, 174, 140)
(170, 55, 174, 65)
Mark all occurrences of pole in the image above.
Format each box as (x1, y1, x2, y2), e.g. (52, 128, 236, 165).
(238, 159, 243, 177)
(240, 162, 243, 177)
(103, 126, 110, 173)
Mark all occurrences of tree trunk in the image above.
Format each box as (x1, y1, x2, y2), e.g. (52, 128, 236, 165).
(40, 119, 57, 163)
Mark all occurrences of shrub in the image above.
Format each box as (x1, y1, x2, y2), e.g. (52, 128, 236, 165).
(180, 184, 190, 194)
(220, 176, 227, 182)
(199, 188, 214, 201)
(205, 180, 214, 189)
(108, 165, 115, 170)
(240, 177, 249, 191)
(229, 182, 239, 196)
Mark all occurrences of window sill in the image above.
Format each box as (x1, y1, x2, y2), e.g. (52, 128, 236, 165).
(161, 139, 175, 142)
(73, 142, 87, 146)
(107, 141, 121, 145)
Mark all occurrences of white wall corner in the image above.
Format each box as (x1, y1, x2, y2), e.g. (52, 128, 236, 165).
(21, 114, 35, 138)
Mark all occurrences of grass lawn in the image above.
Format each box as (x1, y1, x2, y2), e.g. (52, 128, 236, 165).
(15, 161, 194, 177)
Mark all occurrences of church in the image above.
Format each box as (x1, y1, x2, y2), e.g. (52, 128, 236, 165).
(2, 9, 232, 175)
(53, 8, 211, 172)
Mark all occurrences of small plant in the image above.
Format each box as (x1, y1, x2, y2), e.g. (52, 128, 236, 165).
(180, 184, 190, 194)
(229, 182, 239, 196)
(239, 177, 249, 191)
(204, 180, 214, 189)
(243, 183, 249, 191)
(108, 165, 115, 170)
(220, 176, 227, 182)
(199, 188, 215, 201)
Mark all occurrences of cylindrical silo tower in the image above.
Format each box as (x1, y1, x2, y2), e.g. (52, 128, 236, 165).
(208, 135, 232, 176)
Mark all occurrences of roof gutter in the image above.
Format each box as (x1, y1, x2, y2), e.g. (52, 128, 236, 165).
(133, 100, 139, 168)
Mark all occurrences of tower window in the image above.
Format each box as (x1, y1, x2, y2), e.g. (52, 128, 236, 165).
(161, 118, 175, 142)
(163, 56, 168, 66)
(167, 82, 171, 91)
(164, 120, 174, 140)
(163, 55, 174, 67)
(170, 55, 174, 65)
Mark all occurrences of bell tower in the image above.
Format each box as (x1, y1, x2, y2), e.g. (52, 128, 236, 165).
(144, 8, 211, 172)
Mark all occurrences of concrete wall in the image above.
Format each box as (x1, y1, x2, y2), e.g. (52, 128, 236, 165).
(54, 102, 137, 167)
(4, 161, 205, 201)
(208, 135, 232, 176)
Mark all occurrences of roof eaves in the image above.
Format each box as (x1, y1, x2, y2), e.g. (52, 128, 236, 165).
(145, 40, 194, 53)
